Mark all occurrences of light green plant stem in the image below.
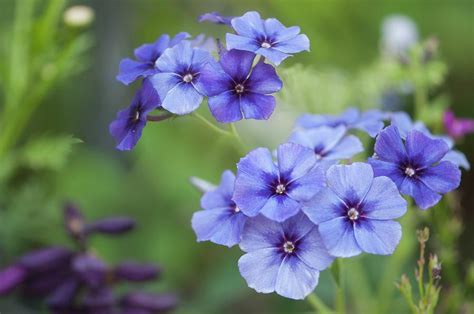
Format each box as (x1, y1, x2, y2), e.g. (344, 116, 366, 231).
(192, 112, 232, 137)
(230, 123, 245, 147)
(306, 293, 333, 314)
(335, 260, 346, 314)
(414, 83, 427, 121)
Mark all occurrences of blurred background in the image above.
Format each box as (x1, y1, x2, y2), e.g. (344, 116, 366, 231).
(0, 0, 473, 313)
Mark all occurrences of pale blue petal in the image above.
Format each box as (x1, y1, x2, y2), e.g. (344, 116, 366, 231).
(238, 248, 282, 294)
(287, 165, 325, 201)
(274, 34, 310, 53)
(160, 83, 203, 115)
(326, 163, 373, 204)
(296, 228, 335, 270)
(400, 177, 442, 210)
(361, 176, 407, 219)
(303, 187, 345, 224)
(239, 215, 283, 252)
(318, 217, 362, 257)
(277, 143, 316, 181)
(256, 47, 290, 66)
(192, 209, 246, 247)
(116, 59, 157, 85)
(354, 220, 402, 255)
(275, 255, 320, 300)
(260, 195, 301, 222)
(324, 134, 363, 160)
(231, 11, 265, 37)
(225, 33, 260, 52)
(442, 150, 470, 170)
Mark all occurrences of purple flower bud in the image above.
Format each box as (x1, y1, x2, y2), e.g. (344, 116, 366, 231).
(114, 262, 161, 282)
(72, 254, 107, 288)
(46, 278, 80, 308)
(83, 287, 115, 308)
(198, 12, 234, 26)
(121, 292, 178, 312)
(64, 202, 85, 239)
(19, 247, 73, 273)
(0, 264, 27, 295)
(121, 308, 152, 314)
(23, 268, 72, 297)
(86, 217, 136, 235)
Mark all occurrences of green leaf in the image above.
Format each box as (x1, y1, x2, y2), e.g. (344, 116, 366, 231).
(20, 134, 82, 171)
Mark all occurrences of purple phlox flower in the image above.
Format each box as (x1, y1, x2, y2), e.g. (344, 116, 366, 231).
(121, 292, 178, 313)
(390, 111, 470, 170)
(226, 11, 310, 65)
(116, 32, 189, 85)
(109, 79, 161, 151)
(238, 212, 334, 300)
(199, 49, 282, 123)
(369, 126, 461, 209)
(150, 41, 215, 115)
(192, 170, 247, 247)
(443, 109, 474, 140)
(296, 108, 385, 137)
(304, 163, 407, 257)
(198, 11, 234, 26)
(233, 143, 325, 222)
(288, 125, 363, 167)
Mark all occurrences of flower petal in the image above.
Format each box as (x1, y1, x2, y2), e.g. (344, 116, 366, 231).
(277, 143, 316, 181)
(256, 47, 290, 65)
(288, 126, 347, 157)
(368, 158, 405, 187)
(246, 62, 282, 94)
(240, 92, 276, 120)
(234, 148, 278, 217)
(198, 63, 232, 96)
(116, 59, 157, 85)
(239, 215, 284, 252)
(326, 163, 374, 204)
(274, 34, 310, 53)
(220, 49, 255, 82)
(225, 33, 260, 53)
(231, 11, 265, 38)
(160, 83, 203, 115)
(324, 134, 363, 160)
(207, 91, 243, 123)
(374, 126, 408, 163)
(400, 177, 442, 210)
(155, 42, 193, 73)
(318, 217, 362, 257)
(281, 212, 316, 241)
(303, 187, 345, 224)
(296, 228, 335, 271)
(405, 130, 449, 166)
(149, 72, 182, 102)
(287, 165, 325, 201)
(361, 176, 407, 219)
(260, 194, 301, 222)
(200, 170, 235, 210)
(238, 248, 282, 294)
(442, 150, 470, 170)
(275, 255, 320, 300)
(192, 209, 246, 247)
(418, 161, 461, 194)
(354, 220, 402, 255)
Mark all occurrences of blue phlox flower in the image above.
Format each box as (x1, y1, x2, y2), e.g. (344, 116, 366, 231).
(389, 111, 470, 170)
(288, 125, 363, 167)
(296, 108, 385, 137)
(198, 12, 234, 26)
(109, 79, 160, 151)
(233, 142, 325, 222)
(238, 212, 334, 300)
(116, 32, 190, 85)
(226, 11, 310, 65)
(304, 162, 407, 257)
(150, 41, 215, 115)
(369, 125, 461, 209)
(199, 49, 282, 123)
(192, 170, 248, 247)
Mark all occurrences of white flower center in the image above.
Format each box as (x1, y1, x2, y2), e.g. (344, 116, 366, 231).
(235, 84, 245, 94)
(234, 206, 240, 213)
(134, 110, 140, 121)
(347, 207, 359, 221)
(182, 73, 194, 83)
(261, 41, 271, 49)
(283, 241, 295, 253)
(275, 184, 286, 195)
(405, 167, 416, 177)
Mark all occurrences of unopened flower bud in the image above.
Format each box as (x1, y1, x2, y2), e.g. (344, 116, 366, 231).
(19, 247, 73, 273)
(0, 265, 27, 295)
(114, 262, 161, 282)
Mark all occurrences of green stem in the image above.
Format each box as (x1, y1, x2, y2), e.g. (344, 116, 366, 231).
(331, 258, 345, 314)
(192, 112, 231, 137)
(230, 123, 245, 147)
(306, 293, 333, 314)
(414, 83, 427, 121)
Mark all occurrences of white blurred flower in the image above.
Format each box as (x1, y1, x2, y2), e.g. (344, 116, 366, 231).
(63, 5, 94, 27)
(381, 15, 418, 58)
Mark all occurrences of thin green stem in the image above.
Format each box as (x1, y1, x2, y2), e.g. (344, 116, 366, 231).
(414, 83, 427, 121)
(333, 259, 345, 314)
(230, 123, 245, 146)
(306, 293, 332, 314)
(192, 112, 231, 137)
(417, 242, 425, 301)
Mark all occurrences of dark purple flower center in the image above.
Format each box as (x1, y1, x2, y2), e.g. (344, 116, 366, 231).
(404, 167, 416, 177)
(275, 184, 286, 195)
(257, 36, 275, 49)
(347, 207, 359, 221)
(313, 145, 327, 160)
(182, 73, 194, 83)
(234, 84, 245, 94)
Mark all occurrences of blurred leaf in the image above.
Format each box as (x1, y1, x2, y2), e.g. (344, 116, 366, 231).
(20, 134, 82, 171)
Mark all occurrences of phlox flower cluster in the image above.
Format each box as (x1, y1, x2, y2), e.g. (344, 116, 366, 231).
(192, 107, 465, 300)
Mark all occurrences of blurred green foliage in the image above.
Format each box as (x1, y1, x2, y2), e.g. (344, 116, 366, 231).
(0, 0, 473, 313)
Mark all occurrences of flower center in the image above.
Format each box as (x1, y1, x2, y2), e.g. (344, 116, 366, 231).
(261, 41, 272, 49)
(235, 84, 245, 94)
(233, 206, 241, 213)
(347, 207, 359, 221)
(283, 241, 295, 254)
(405, 167, 416, 177)
(182, 73, 194, 83)
(275, 184, 286, 195)
(133, 110, 140, 122)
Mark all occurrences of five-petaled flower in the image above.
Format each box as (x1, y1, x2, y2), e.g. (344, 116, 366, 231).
(304, 162, 407, 257)
(192, 170, 247, 247)
(150, 42, 214, 115)
(288, 125, 363, 167)
(238, 213, 334, 300)
(199, 49, 282, 123)
(109, 79, 160, 151)
(296, 108, 386, 137)
(233, 142, 325, 222)
(369, 126, 461, 210)
(116, 32, 189, 85)
(226, 11, 310, 65)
